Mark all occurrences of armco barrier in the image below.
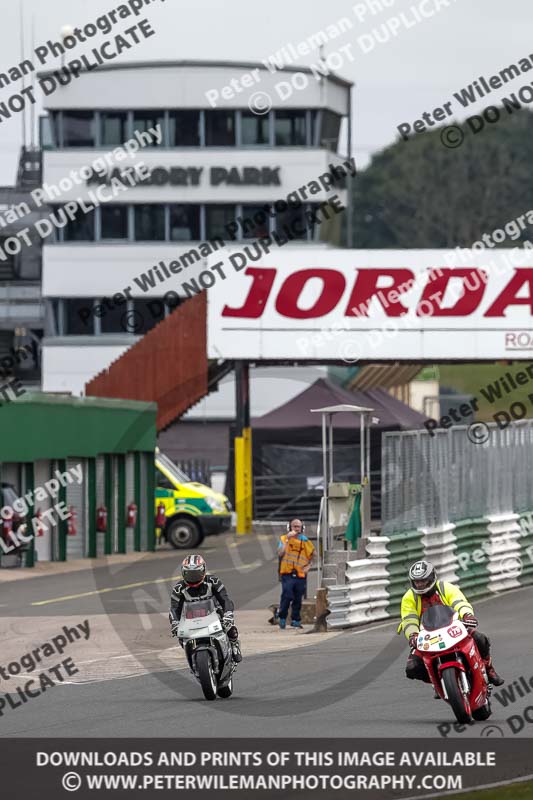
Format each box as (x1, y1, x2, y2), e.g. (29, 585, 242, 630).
(326, 511, 533, 630)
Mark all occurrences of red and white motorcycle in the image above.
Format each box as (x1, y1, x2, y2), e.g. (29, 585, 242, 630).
(416, 605, 492, 724)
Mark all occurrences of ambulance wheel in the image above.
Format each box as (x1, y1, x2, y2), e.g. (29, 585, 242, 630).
(167, 518, 202, 549)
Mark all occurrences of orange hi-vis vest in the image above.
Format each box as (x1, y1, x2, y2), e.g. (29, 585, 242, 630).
(279, 534, 315, 578)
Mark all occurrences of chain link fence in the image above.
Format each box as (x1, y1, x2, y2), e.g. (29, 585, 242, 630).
(381, 420, 533, 535)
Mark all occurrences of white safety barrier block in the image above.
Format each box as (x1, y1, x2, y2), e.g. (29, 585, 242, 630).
(485, 513, 522, 593)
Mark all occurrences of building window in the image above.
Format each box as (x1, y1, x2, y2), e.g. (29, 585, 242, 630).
(320, 110, 341, 151)
(133, 110, 165, 145)
(100, 111, 128, 146)
(0, 240, 16, 278)
(241, 111, 270, 145)
(240, 205, 271, 239)
(205, 205, 236, 240)
(274, 110, 307, 146)
(205, 111, 235, 146)
(62, 111, 95, 147)
(134, 297, 170, 333)
(134, 205, 166, 240)
(65, 299, 94, 334)
(40, 113, 58, 149)
(168, 111, 200, 146)
(169, 205, 200, 241)
(100, 299, 130, 334)
(100, 205, 128, 239)
(274, 204, 309, 240)
(63, 208, 95, 241)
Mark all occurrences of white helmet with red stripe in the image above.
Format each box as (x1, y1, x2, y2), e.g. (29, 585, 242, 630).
(181, 553, 206, 586)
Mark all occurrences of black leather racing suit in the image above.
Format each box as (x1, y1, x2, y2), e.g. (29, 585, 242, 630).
(169, 575, 234, 620)
(169, 575, 241, 661)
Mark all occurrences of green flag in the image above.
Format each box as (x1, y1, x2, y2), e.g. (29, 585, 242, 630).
(345, 492, 362, 550)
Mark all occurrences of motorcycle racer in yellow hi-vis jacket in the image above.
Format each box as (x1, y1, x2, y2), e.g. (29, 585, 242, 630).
(399, 561, 504, 687)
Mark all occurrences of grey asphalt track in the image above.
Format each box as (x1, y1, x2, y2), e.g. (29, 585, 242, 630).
(1, 532, 532, 739)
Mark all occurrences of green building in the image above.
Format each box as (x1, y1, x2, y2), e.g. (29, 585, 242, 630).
(0, 393, 157, 565)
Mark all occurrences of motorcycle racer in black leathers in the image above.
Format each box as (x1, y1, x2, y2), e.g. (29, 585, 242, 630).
(169, 553, 242, 663)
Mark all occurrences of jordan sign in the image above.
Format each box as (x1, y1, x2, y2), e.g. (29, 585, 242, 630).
(207, 249, 533, 361)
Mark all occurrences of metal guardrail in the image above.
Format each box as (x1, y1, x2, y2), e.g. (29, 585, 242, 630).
(254, 470, 381, 522)
(381, 420, 533, 536)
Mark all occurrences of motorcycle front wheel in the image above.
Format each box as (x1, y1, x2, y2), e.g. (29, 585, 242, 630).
(472, 699, 492, 721)
(196, 650, 217, 701)
(217, 678, 233, 698)
(441, 667, 473, 724)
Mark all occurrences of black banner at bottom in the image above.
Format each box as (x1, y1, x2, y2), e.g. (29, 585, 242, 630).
(0, 738, 531, 799)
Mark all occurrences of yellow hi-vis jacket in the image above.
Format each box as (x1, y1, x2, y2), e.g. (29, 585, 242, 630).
(398, 580, 474, 640)
(278, 534, 315, 578)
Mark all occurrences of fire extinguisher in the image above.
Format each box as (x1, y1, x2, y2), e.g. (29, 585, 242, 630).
(96, 505, 107, 532)
(67, 506, 77, 536)
(126, 502, 137, 528)
(35, 509, 44, 537)
(155, 502, 166, 529)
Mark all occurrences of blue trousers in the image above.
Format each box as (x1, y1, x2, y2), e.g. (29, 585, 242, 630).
(279, 574, 306, 622)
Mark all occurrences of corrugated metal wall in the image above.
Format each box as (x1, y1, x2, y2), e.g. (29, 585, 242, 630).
(85, 294, 208, 431)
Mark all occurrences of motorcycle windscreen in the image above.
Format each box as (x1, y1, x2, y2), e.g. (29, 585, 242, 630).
(421, 605, 454, 631)
(182, 598, 217, 620)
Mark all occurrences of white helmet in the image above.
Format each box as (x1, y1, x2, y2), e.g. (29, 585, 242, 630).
(409, 560, 436, 595)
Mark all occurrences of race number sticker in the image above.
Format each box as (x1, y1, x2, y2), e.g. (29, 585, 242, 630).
(447, 626, 462, 638)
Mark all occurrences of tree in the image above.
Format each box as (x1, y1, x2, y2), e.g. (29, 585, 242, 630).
(352, 108, 533, 248)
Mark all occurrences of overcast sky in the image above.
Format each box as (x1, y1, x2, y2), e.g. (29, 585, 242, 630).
(0, 0, 531, 183)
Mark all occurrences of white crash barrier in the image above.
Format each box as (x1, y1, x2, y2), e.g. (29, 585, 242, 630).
(327, 537, 391, 628)
(485, 513, 522, 593)
(420, 523, 458, 585)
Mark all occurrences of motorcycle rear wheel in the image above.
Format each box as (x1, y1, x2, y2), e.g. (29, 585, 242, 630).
(217, 678, 233, 698)
(441, 667, 473, 724)
(196, 650, 217, 700)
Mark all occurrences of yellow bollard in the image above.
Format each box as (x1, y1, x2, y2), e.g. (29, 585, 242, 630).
(235, 428, 253, 535)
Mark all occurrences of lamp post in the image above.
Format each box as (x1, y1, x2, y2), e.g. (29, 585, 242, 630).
(60, 25, 74, 68)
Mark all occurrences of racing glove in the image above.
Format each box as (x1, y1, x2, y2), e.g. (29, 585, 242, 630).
(408, 633, 419, 650)
(222, 611, 235, 631)
(462, 613, 478, 630)
(170, 621, 179, 637)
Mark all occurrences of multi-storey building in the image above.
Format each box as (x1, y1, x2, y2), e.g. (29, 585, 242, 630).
(0, 147, 44, 390)
(40, 60, 352, 401)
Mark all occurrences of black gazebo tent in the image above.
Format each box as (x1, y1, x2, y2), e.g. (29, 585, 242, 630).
(228, 378, 426, 520)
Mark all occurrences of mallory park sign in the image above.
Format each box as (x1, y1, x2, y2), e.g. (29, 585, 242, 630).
(86, 165, 281, 187)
